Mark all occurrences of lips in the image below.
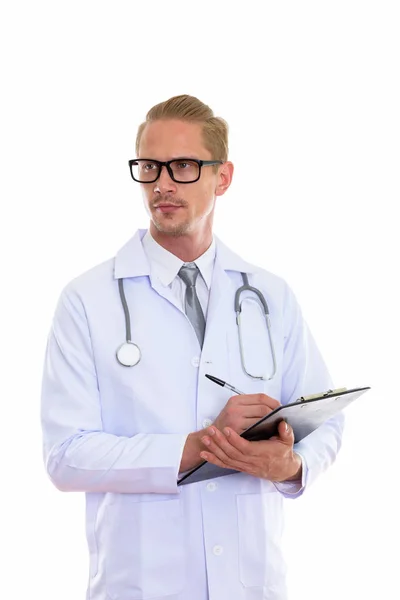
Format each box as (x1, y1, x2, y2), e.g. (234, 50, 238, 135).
(154, 204, 184, 213)
(154, 204, 183, 208)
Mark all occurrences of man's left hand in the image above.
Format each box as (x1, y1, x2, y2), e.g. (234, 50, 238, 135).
(200, 420, 302, 482)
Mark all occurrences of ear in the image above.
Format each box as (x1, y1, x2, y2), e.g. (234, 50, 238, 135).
(215, 161, 234, 197)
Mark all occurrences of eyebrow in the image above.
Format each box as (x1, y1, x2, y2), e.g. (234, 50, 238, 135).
(137, 155, 202, 161)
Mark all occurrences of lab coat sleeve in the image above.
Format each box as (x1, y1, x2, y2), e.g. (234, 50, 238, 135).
(273, 283, 345, 499)
(40, 287, 188, 495)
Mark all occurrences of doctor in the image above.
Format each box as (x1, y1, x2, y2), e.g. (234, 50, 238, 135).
(41, 94, 344, 600)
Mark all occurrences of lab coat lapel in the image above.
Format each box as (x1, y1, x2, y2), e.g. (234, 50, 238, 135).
(205, 237, 259, 333)
(148, 274, 183, 314)
(205, 260, 235, 337)
(114, 229, 184, 314)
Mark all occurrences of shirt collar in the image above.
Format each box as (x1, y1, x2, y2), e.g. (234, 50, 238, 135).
(142, 230, 216, 289)
(113, 229, 259, 280)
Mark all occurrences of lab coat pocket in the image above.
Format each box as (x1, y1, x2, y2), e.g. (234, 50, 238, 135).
(237, 492, 286, 590)
(103, 497, 185, 600)
(236, 493, 266, 588)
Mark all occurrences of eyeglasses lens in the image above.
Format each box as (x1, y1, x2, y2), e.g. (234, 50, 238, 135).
(131, 160, 200, 183)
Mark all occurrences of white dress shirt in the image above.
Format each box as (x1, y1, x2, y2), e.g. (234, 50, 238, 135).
(142, 230, 216, 320)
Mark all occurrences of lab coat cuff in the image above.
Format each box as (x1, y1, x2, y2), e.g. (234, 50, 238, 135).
(273, 452, 308, 498)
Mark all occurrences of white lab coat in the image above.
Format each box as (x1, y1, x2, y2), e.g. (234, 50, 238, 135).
(41, 229, 344, 600)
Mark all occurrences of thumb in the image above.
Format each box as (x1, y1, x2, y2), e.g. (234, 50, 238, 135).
(278, 420, 294, 445)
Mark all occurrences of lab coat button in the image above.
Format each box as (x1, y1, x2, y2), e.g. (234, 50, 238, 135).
(213, 545, 223, 556)
(207, 482, 217, 492)
(191, 356, 200, 367)
(202, 418, 213, 428)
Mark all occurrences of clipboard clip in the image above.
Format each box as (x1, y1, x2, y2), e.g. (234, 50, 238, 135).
(298, 387, 347, 402)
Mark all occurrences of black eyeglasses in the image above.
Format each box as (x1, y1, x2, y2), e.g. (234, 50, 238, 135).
(128, 158, 224, 184)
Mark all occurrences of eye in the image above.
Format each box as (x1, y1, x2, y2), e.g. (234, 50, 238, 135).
(143, 162, 158, 171)
(176, 161, 190, 169)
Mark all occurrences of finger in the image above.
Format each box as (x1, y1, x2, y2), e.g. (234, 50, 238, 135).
(230, 393, 280, 411)
(201, 428, 243, 462)
(238, 408, 276, 422)
(200, 431, 251, 472)
(201, 438, 244, 467)
(200, 450, 240, 471)
(222, 427, 253, 454)
(255, 393, 280, 411)
(201, 428, 250, 465)
(243, 406, 276, 418)
(227, 399, 280, 421)
(224, 406, 273, 421)
(277, 420, 295, 446)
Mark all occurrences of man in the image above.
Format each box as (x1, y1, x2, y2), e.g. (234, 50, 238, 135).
(41, 94, 344, 600)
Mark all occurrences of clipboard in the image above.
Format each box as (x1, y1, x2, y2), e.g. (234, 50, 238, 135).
(178, 386, 370, 486)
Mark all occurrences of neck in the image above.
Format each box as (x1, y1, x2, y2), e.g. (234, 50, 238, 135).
(149, 224, 213, 262)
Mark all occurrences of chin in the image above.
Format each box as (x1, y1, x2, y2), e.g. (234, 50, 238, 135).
(152, 218, 191, 237)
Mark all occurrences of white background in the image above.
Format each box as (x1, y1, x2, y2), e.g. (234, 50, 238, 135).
(1, 1, 399, 599)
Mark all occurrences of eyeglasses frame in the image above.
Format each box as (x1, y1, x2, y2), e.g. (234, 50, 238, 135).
(128, 157, 224, 184)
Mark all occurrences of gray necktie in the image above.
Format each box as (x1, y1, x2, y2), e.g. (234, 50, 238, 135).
(178, 263, 206, 348)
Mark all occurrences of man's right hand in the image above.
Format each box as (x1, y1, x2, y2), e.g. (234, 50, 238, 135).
(213, 393, 280, 433)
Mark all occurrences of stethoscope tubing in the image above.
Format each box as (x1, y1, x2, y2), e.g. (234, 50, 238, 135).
(235, 273, 277, 381)
(118, 278, 131, 343)
(116, 279, 141, 367)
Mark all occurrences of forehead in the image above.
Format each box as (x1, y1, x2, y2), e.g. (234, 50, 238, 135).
(138, 119, 210, 160)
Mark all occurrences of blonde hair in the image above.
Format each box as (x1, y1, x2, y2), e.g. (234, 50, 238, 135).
(135, 94, 229, 162)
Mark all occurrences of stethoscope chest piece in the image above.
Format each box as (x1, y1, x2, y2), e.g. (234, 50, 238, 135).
(116, 342, 141, 367)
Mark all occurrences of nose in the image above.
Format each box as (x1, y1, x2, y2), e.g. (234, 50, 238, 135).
(154, 164, 177, 193)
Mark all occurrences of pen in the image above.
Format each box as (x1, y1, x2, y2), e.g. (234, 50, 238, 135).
(205, 374, 246, 396)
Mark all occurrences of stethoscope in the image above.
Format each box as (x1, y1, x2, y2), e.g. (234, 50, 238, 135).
(116, 272, 277, 381)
